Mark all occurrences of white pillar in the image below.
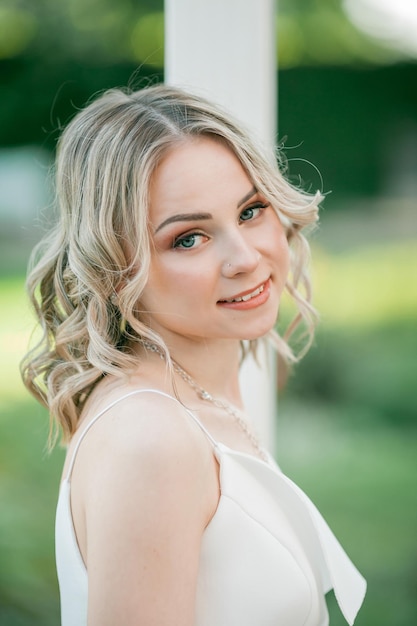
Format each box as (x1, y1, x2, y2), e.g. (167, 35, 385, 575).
(165, 0, 277, 451)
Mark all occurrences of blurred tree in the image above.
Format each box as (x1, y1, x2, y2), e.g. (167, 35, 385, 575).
(0, 0, 164, 147)
(0, 0, 164, 64)
(277, 0, 405, 68)
(278, 63, 417, 196)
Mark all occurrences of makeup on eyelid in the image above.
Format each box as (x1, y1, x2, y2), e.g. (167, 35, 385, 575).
(153, 186, 267, 234)
(158, 201, 271, 251)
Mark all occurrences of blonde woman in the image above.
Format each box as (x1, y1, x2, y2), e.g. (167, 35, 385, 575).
(22, 85, 366, 626)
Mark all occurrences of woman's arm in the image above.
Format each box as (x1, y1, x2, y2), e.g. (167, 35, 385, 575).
(71, 395, 219, 626)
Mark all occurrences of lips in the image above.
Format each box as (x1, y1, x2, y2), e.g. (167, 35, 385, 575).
(218, 280, 268, 304)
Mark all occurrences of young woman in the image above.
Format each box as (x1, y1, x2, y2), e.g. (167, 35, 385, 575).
(21, 85, 366, 626)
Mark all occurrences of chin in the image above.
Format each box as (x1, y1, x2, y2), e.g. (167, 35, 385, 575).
(240, 321, 277, 342)
(244, 310, 279, 341)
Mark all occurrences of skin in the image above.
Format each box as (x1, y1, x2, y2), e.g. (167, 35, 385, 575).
(141, 137, 289, 354)
(64, 136, 290, 625)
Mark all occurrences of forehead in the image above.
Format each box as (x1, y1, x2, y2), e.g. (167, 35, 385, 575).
(149, 137, 253, 217)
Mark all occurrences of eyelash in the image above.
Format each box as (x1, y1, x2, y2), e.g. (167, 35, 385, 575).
(173, 233, 207, 250)
(172, 202, 269, 250)
(239, 202, 269, 222)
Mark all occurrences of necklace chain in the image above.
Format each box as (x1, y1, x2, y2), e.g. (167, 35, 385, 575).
(141, 340, 268, 462)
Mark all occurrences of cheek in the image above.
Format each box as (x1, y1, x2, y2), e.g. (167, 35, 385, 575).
(270, 225, 290, 277)
(145, 256, 208, 302)
(281, 237, 291, 276)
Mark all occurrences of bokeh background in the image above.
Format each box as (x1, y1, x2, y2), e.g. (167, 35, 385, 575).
(0, 0, 416, 624)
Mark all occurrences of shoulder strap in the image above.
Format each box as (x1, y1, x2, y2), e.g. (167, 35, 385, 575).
(65, 388, 218, 481)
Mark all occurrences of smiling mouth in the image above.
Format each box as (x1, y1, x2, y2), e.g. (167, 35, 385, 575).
(219, 282, 266, 304)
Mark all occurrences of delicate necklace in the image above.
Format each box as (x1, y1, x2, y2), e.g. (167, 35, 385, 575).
(141, 340, 269, 462)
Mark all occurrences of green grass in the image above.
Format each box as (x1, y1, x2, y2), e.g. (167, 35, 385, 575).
(276, 400, 417, 625)
(0, 399, 64, 625)
(312, 240, 417, 329)
(0, 276, 64, 624)
(0, 276, 36, 402)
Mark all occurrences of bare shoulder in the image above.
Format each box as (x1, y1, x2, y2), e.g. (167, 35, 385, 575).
(70, 386, 219, 555)
(74, 388, 214, 480)
(70, 387, 218, 526)
(69, 389, 219, 625)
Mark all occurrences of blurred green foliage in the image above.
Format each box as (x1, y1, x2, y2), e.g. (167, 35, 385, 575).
(0, 0, 164, 64)
(277, 0, 403, 67)
(0, 401, 62, 626)
(1, 0, 416, 201)
(277, 400, 417, 626)
(277, 236, 417, 427)
(0, 0, 164, 148)
(279, 64, 417, 196)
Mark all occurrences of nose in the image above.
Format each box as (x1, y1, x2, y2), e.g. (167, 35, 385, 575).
(221, 232, 261, 277)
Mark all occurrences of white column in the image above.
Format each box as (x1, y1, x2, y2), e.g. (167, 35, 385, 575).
(165, 0, 277, 451)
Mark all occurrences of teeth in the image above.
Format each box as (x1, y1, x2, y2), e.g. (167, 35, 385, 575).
(224, 283, 264, 303)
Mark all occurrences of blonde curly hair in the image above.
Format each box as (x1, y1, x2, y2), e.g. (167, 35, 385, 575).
(21, 84, 321, 446)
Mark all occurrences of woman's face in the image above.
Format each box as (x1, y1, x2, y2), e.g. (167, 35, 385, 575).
(139, 137, 290, 347)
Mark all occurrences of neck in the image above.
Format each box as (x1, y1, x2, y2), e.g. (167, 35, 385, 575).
(142, 337, 243, 408)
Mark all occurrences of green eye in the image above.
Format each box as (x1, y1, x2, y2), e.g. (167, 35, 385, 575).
(240, 207, 256, 221)
(176, 235, 196, 249)
(239, 203, 268, 222)
(173, 233, 208, 250)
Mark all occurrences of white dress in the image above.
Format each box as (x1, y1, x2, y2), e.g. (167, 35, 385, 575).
(55, 389, 366, 626)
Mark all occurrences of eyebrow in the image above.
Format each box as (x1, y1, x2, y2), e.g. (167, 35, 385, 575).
(154, 212, 212, 233)
(154, 186, 258, 233)
(237, 186, 257, 208)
